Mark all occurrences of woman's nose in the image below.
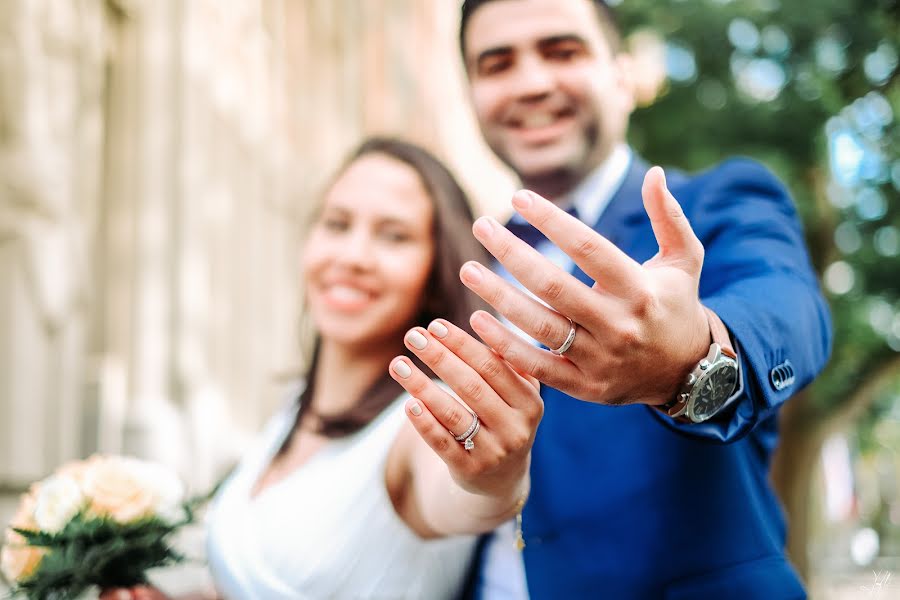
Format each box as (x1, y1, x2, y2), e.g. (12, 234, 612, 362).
(335, 229, 375, 269)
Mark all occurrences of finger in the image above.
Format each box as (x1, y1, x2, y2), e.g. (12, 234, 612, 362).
(469, 218, 602, 323)
(469, 311, 582, 391)
(487, 190, 643, 295)
(460, 261, 602, 357)
(402, 397, 470, 468)
(389, 354, 500, 435)
(641, 166, 704, 274)
(426, 318, 542, 414)
(401, 327, 511, 425)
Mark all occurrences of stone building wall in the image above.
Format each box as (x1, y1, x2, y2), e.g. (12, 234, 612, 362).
(0, 0, 512, 492)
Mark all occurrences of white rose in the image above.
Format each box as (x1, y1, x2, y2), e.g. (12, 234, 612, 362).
(32, 475, 84, 534)
(134, 460, 186, 523)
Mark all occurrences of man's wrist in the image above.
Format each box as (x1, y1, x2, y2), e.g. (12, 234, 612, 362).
(653, 306, 738, 422)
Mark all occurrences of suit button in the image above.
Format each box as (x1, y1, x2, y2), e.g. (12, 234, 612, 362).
(770, 360, 795, 391)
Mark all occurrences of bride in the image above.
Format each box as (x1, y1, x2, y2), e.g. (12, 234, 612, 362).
(103, 137, 542, 599)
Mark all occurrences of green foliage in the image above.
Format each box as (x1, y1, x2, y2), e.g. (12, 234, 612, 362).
(4, 503, 197, 600)
(616, 0, 900, 415)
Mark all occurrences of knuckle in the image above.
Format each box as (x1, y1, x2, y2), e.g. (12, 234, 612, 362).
(667, 206, 685, 221)
(505, 429, 529, 452)
(572, 234, 601, 260)
(461, 378, 483, 402)
(487, 285, 506, 310)
(630, 287, 658, 320)
(526, 398, 544, 425)
(484, 452, 504, 473)
(535, 318, 557, 343)
(690, 241, 705, 269)
(493, 336, 513, 358)
(427, 349, 446, 369)
(407, 376, 430, 396)
(528, 359, 548, 382)
(538, 277, 565, 302)
(443, 405, 465, 431)
(478, 356, 504, 380)
(432, 434, 453, 455)
(618, 325, 643, 349)
(494, 239, 513, 262)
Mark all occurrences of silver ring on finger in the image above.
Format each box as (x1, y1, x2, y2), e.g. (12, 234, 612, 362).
(551, 317, 577, 356)
(453, 412, 480, 451)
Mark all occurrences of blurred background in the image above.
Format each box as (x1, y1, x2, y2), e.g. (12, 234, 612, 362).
(0, 0, 897, 597)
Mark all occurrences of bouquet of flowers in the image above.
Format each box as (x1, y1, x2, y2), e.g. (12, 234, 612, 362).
(1, 455, 196, 599)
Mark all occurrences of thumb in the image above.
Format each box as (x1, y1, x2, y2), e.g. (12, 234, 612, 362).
(641, 166, 703, 273)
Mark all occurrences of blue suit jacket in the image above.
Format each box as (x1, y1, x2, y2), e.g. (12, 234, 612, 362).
(500, 157, 831, 599)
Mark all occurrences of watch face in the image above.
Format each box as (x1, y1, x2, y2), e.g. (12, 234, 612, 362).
(688, 361, 738, 422)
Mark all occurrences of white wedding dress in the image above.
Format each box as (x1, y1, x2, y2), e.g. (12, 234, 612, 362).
(206, 394, 476, 599)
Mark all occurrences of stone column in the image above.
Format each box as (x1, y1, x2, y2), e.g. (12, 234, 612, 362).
(0, 0, 107, 486)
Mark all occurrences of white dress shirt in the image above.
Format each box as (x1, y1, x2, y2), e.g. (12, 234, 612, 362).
(479, 144, 632, 600)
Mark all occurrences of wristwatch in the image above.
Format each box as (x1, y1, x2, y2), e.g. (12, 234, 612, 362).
(656, 307, 739, 424)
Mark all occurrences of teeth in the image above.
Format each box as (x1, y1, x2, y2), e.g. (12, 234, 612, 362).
(521, 114, 556, 128)
(328, 285, 370, 303)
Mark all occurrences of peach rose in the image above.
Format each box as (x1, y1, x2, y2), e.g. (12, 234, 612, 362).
(0, 539, 44, 583)
(81, 456, 157, 523)
(55, 455, 102, 487)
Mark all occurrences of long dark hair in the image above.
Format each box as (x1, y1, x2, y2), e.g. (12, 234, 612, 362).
(287, 137, 488, 443)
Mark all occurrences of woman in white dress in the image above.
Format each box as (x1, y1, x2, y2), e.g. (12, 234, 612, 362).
(103, 137, 542, 599)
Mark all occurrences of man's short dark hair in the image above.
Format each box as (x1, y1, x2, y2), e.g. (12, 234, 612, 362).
(459, 0, 622, 62)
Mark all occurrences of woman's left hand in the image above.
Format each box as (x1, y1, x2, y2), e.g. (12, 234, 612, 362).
(389, 316, 543, 499)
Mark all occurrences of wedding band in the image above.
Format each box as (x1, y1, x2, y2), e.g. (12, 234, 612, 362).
(551, 318, 577, 356)
(453, 412, 480, 451)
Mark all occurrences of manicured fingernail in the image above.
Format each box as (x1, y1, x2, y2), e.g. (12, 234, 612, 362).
(461, 263, 483, 286)
(473, 217, 496, 239)
(512, 189, 533, 210)
(428, 320, 449, 338)
(406, 330, 428, 350)
(409, 402, 423, 416)
(392, 360, 412, 378)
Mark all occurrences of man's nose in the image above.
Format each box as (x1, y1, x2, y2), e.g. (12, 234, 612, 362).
(508, 57, 556, 101)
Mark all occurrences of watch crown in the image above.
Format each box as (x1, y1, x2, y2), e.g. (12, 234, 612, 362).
(699, 360, 710, 370)
(686, 373, 697, 385)
(680, 393, 689, 402)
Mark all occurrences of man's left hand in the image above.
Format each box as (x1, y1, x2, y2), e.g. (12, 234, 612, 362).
(461, 166, 710, 407)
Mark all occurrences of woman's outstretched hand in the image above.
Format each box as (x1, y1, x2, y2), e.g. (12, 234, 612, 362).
(389, 318, 542, 499)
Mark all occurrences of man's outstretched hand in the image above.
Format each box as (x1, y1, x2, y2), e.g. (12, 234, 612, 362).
(460, 166, 712, 407)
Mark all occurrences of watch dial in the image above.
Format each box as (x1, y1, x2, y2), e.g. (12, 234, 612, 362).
(690, 363, 738, 421)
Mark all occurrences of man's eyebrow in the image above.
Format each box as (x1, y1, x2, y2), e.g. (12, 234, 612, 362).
(537, 34, 589, 48)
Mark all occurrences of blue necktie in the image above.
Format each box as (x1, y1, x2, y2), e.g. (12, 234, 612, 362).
(504, 205, 580, 248)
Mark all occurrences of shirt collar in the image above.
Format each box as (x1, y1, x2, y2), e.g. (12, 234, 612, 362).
(569, 144, 632, 228)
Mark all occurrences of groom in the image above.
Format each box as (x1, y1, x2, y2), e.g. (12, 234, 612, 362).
(449, 1, 831, 598)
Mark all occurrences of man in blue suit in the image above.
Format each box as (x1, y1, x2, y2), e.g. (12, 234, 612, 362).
(449, 0, 832, 598)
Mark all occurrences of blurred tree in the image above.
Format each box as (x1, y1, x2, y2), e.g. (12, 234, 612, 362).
(615, 0, 900, 579)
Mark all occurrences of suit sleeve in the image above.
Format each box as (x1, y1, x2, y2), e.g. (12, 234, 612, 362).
(650, 158, 832, 443)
